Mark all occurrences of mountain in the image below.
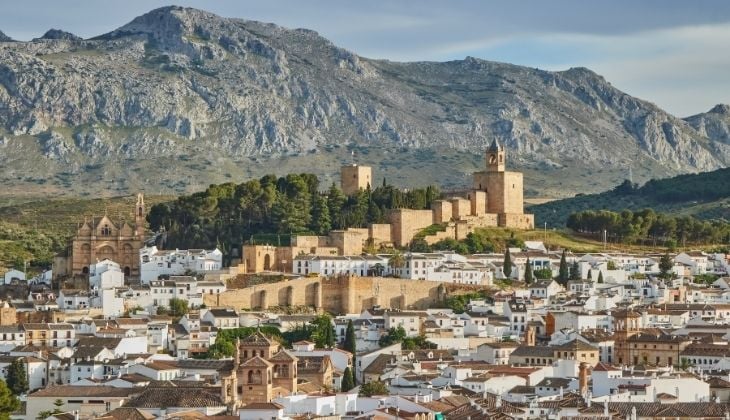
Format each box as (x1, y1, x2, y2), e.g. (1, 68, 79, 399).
(34, 29, 82, 42)
(530, 167, 730, 228)
(0, 6, 728, 199)
(684, 104, 730, 144)
(0, 30, 13, 42)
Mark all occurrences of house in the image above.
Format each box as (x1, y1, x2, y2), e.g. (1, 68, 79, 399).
(23, 323, 76, 347)
(384, 311, 426, 337)
(529, 280, 562, 299)
(201, 308, 240, 329)
(88, 259, 125, 290)
(3, 269, 25, 284)
(57, 290, 91, 310)
(26, 385, 139, 420)
(473, 342, 519, 365)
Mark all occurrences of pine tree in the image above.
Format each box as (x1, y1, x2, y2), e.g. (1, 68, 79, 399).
(503, 249, 512, 278)
(309, 194, 332, 235)
(0, 379, 19, 419)
(524, 258, 533, 285)
(327, 183, 347, 229)
(341, 367, 355, 392)
(558, 249, 569, 285)
(597, 271, 604, 283)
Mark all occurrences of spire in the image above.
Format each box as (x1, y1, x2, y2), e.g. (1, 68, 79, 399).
(488, 138, 503, 152)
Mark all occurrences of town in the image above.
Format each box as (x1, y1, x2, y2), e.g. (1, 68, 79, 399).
(0, 145, 728, 420)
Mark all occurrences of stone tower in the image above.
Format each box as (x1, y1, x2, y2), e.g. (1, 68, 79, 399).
(340, 164, 372, 196)
(472, 140, 533, 228)
(486, 139, 506, 172)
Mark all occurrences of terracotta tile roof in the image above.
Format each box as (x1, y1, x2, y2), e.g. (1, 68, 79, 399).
(29, 385, 138, 398)
(125, 386, 224, 408)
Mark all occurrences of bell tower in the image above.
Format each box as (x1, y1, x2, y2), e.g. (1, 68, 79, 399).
(487, 139, 505, 172)
(135, 193, 146, 238)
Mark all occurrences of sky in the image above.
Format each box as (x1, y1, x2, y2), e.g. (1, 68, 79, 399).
(1, 0, 729, 117)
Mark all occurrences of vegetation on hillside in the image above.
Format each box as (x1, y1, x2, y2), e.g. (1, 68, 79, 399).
(567, 209, 730, 246)
(147, 174, 439, 260)
(532, 168, 730, 228)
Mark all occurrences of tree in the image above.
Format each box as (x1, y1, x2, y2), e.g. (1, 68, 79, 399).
(503, 249, 512, 278)
(570, 261, 580, 280)
(379, 326, 407, 347)
(311, 314, 335, 348)
(6, 359, 27, 396)
(343, 320, 357, 378)
(359, 380, 389, 397)
(388, 252, 406, 277)
(341, 367, 355, 392)
(168, 298, 189, 318)
(310, 194, 332, 235)
(597, 271, 604, 283)
(524, 258, 533, 285)
(0, 380, 19, 420)
(558, 249, 569, 285)
(659, 253, 674, 280)
(587, 270, 592, 280)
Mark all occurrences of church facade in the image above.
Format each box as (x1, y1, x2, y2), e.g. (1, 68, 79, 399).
(54, 194, 147, 280)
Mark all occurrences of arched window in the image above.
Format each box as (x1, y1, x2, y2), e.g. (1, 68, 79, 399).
(124, 267, 131, 277)
(263, 254, 271, 271)
(101, 224, 111, 236)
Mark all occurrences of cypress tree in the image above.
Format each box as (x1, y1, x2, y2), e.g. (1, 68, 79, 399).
(597, 271, 604, 283)
(341, 367, 355, 392)
(570, 261, 580, 280)
(558, 249, 569, 285)
(503, 249, 512, 278)
(587, 270, 592, 280)
(6, 359, 27, 396)
(524, 258, 533, 285)
(343, 320, 357, 380)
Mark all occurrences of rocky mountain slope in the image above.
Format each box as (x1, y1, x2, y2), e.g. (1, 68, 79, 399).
(0, 6, 728, 199)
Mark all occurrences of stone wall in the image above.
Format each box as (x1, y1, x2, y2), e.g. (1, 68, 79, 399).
(432, 200, 452, 224)
(388, 209, 436, 247)
(369, 224, 392, 246)
(499, 213, 535, 230)
(450, 198, 471, 220)
(205, 275, 447, 314)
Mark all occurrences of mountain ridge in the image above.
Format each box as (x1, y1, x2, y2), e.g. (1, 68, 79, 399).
(0, 6, 727, 198)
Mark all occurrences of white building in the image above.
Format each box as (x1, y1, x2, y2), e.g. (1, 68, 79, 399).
(3, 269, 25, 284)
(294, 255, 389, 277)
(140, 246, 222, 283)
(88, 259, 125, 290)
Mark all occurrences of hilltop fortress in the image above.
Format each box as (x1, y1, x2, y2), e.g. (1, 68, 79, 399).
(243, 142, 533, 273)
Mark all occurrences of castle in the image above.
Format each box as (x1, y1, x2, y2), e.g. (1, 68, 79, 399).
(53, 194, 147, 280)
(242, 142, 534, 273)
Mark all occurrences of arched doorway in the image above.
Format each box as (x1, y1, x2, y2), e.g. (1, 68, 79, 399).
(124, 267, 131, 277)
(82, 267, 89, 275)
(263, 254, 271, 271)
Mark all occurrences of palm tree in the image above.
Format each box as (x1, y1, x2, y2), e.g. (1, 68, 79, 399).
(388, 252, 406, 277)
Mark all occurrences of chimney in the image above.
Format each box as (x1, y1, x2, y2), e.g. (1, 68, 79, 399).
(579, 362, 589, 396)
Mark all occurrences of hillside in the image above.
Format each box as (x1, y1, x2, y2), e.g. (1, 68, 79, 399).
(0, 195, 173, 270)
(0, 6, 728, 199)
(530, 167, 730, 228)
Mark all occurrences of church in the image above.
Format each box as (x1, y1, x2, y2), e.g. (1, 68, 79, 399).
(53, 194, 147, 280)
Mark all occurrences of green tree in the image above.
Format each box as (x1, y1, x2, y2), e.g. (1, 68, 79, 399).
(311, 314, 335, 348)
(503, 249, 512, 278)
(343, 320, 357, 378)
(327, 183, 347, 229)
(310, 194, 332, 235)
(570, 261, 580, 280)
(379, 326, 407, 347)
(587, 270, 592, 280)
(168, 298, 189, 318)
(597, 271, 604, 283)
(359, 380, 389, 397)
(156, 306, 169, 315)
(558, 249, 569, 285)
(5, 359, 27, 396)
(659, 253, 674, 280)
(388, 252, 406, 277)
(534, 268, 553, 280)
(0, 380, 19, 420)
(524, 258, 533, 285)
(341, 367, 355, 392)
